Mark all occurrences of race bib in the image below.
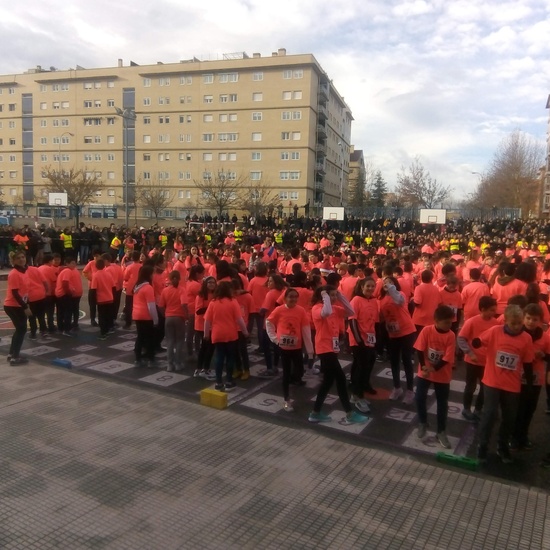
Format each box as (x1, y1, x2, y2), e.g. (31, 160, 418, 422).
(387, 321, 400, 333)
(427, 347, 444, 364)
(332, 337, 340, 352)
(365, 333, 376, 346)
(495, 351, 519, 370)
(279, 335, 297, 348)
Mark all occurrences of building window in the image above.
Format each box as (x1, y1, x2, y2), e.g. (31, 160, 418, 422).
(280, 172, 289, 181)
(203, 114, 213, 122)
(202, 133, 214, 142)
(293, 90, 302, 99)
(281, 152, 289, 160)
(107, 171, 115, 180)
(292, 132, 301, 140)
(143, 153, 151, 161)
(53, 102, 60, 109)
(203, 74, 214, 84)
(143, 172, 151, 180)
(290, 191, 299, 200)
(9, 121, 15, 129)
(40, 102, 47, 110)
(290, 171, 301, 180)
(218, 133, 238, 142)
(281, 132, 290, 141)
(107, 135, 115, 144)
(107, 81, 115, 88)
(250, 171, 262, 181)
(8, 104, 15, 111)
(252, 92, 263, 101)
(282, 91, 291, 100)
(94, 100, 101, 107)
(143, 78, 151, 87)
(41, 154, 47, 162)
(159, 77, 170, 86)
(294, 69, 303, 79)
(251, 132, 262, 142)
(143, 97, 151, 106)
(282, 111, 291, 120)
(108, 189, 115, 197)
(108, 153, 115, 161)
(219, 73, 238, 83)
(107, 99, 115, 107)
(229, 94, 238, 102)
(158, 134, 170, 143)
(279, 191, 289, 199)
(143, 135, 151, 143)
(203, 95, 213, 103)
(291, 152, 300, 160)
(159, 115, 170, 124)
(252, 112, 262, 121)
(253, 72, 263, 81)
(158, 96, 170, 105)
(292, 111, 302, 120)
(180, 76, 192, 85)
(251, 152, 261, 161)
(9, 138, 15, 145)
(203, 153, 213, 161)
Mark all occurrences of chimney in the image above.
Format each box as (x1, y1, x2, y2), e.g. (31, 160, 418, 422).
(272, 51, 278, 56)
(278, 48, 287, 56)
(118, 58, 123, 67)
(253, 53, 261, 58)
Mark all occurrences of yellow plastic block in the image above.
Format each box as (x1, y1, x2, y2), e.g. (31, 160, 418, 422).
(200, 388, 228, 410)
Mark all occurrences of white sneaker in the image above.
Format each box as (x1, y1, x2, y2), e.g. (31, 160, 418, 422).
(283, 400, 294, 412)
(417, 423, 428, 439)
(389, 387, 403, 400)
(355, 399, 371, 414)
(402, 390, 415, 405)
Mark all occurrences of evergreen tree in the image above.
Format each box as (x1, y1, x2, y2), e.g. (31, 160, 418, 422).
(370, 171, 388, 207)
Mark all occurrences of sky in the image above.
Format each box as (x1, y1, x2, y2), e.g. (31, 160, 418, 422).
(1, 0, 549, 204)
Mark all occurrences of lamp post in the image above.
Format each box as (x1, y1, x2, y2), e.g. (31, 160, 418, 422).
(114, 107, 136, 227)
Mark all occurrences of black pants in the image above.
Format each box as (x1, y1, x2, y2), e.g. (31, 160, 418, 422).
(155, 309, 165, 348)
(44, 295, 57, 332)
(135, 320, 156, 361)
(387, 332, 416, 390)
(28, 299, 47, 336)
(97, 302, 113, 336)
(281, 348, 303, 401)
(197, 330, 215, 371)
(512, 385, 541, 445)
(350, 345, 376, 396)
(235, 332, 250, 372)
(186, 315, 200, 355)
(113, 289, 122, 322)
(478, 384, 519, 451)
(123, 294, 133, 327)
(313, 352, 351, 413)
(463, 362, 484, 411)
(57, 295, 80, 332)
(416, 377, 450, 433)
(4, 306, 27, 358)
(375, 322, 388, 356)
(88, 288, 97, 322)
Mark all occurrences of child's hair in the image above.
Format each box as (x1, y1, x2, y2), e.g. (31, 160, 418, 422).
(268, 274, 287, 291)
(198, 276, 216, 299)
(504, 304, 524, 321)
(214, 280, 234, 300)
(421, 270, 434, 283)
(506, 294, 527, 309)
(478, 296, 497, 311)
(445, 274, 458, 286)
(441, 263, 457, 277)
(284, 288, 299, 299)
(325, 272, 341, 286)
(524, 303, 543, 319)
(95, 258, 105, 270)
(434, 305, 455, 322)
(312, 285, 336, 305)
(353, 277, 375, 298)
(168, 270, 181, 287)
(469, 268, 481, 281)
(188, 264, 206, 282)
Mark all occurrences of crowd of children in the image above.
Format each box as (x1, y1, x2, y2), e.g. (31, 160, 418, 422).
(3, 233, 550, 466)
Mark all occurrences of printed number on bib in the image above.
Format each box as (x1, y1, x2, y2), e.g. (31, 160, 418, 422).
(365, 333, 376, 346)
(279, 335, 297, 348)
(387, 321, 400, 334)
(495, 351, 519, 370)
(332, 337, 340, 352)
(427, 348, 443, 364)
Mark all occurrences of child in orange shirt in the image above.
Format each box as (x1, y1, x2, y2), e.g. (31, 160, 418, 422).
(414, 305, 456, 449)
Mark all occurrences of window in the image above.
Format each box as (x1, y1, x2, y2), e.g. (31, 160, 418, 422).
(229, 113, 237, 122)
(143, 135, 151, 143)
(219, 73, 238, 83)
(159, 77, 170, 86)
(251, 152, 261, 161)
(53, 102, 60, 109)
(61, 119, 69, 126)
(143, 172, 151, 180)
(203, 114, 213, 122)
(107, 81, 115, 88)
(292, 131, 301, 140)
(203, 153, 213, 161)
(143, 116, 151, 125)
(94, 82, 101, 89)
(95, 153, 102, 161)
(218, 133, 238, 142)
(158, 96, 170, 105)
(9, 155, 16, 162)
(294, 69, 303, 79)
(8, 104, 15, 111)
(40, 137, 47, 145)
(108, 153, 115, 161)
(253, 72, 263, 81)
(283, 69, 292, 79)
(281, 152, 289, 160)
(9, 121, 15, 129)
(9, 172, 17, 179)
(252, 92, 263, 101)
(143, 153, 151, 161)
(291, 151, 300, 160)
(158, 134, 170, 143)
(107, 172, 115, 180)
(94, 190, 102, 197)
(252, 112, 262, 121)
(290, 191, 299, 200)
(40, 102, 47, 110)
(293, 90, 302, 99)
(251, 132, 262, 142)
(143, 78, 151, 87)
(108, 189, 115, 197)
(292, 111, 302, 120)
(229, 93, 238, 102)
(290, 171, 301, 180)
(107, 135, 115, 144)
(203, 95, 213, 103)
(107, 117, 115, 125)
(41, 154, 47, 162)
(9, 138, 15, 145)
(84, 82, 93, 90)
(282, 91, 291, 100)
(94, 136, 101, 143)
(203, 74, 214, 84)
(219, 94, 228, 103)
(61, 83, 69, 91)
(180, 76, 192, 85)
(107, 99, 115, 107)
(279, 191, 289, 199)
(84, 153, 92, 161)
(143, 97, 151, 106)
(203, 171, 212, 180)
(159, 115, 170, 123)
(282, 111, 291, 120)
(219, 114, 228, 122)
(250, 171, 262, 181)
(94, 100, 101, 107)
(40, 85, 47, 92)
(61, 101, 69, 109)
(185, 190, 192, 198)
(202, 133, 213, 142)
(179, 134, 191, 142)
(281, 132, 290, 140)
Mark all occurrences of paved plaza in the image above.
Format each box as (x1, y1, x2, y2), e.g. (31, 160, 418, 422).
(0, 358, 549, 549)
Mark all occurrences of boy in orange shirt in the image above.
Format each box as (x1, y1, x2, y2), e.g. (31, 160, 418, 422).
(414, 305, 456, 449)
(473, 304, 535, 464)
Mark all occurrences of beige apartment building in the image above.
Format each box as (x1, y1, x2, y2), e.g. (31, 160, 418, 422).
(0, 48, 353, 222)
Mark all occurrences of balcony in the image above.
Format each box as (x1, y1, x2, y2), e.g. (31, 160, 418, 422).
(316, 142, 327, 156)
(318, 83, 329, 103)
(315, 161, 326, 175)
(316, 124, 327, 139)
(315, 178, 325, 191)
(317, 104, 328, 120)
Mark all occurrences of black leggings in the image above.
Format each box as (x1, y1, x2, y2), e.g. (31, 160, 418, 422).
(313, 352, 351, 413)
(28, 298, 47, 335)
(135, 320, 156, 360)
(350, 345, 376, 396)
(387, 332, 416, 391)
(280, 348, 303, 401)
(463, 362, 484, 411)
(4, 306, 27, 358)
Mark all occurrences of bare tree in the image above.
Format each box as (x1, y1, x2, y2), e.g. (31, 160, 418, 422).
(135, 178, 175, 224)
(472, 130, 544, 213)
(194, 169, 244, 219)
(238, 178, 281, 219)
(395, 157, 452, 208)
(42, 166, 104, 225)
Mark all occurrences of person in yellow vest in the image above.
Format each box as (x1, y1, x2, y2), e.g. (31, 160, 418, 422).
(274, 231, 283, 245)
(449, 235, 460, 253)
(364, 232, 374, 246)
(110, 233, 122, 258)
(60, 228, 74, 259)
(538, 241, 548, 256)
(439, 238, 449, 251)
(158, 228, 168, 249)
(204, 232, 212, 244)
(234, 228, 243, 243)
(385, 231, 396, 249)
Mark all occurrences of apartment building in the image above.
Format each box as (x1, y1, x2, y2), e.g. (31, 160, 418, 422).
(541, 94, 550, 217)
(0, 48, 353, 221)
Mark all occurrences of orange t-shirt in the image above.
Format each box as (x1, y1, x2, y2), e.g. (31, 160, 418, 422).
(236, 292, 253, 327)
(82, 260, 98, 282)
(478, 326, 535, 393)
(412, 283, 443, 326)
(527, 330, 550, 386)
(312, 303, 345, 354)
(91, 269, 114, 304)
(194, 295, 213, 331)
(38, 264, 58, 296)
(458, 314, 499, 367)
(491, 279, 528, 314)
(123, 262, 141, 296)
(160, 285, 186, 318)
(204, 298, 243, 343)
(348, 296, 379, 347)
(461, 281, 491, 320)
(261, 288, 285, 320)
(26, 266, 47, 302)
(414, 325, 456, 383)
(439, 287, 462, 322)
(55, 267, 83, 298)
(379, 293, 416, 339)
(107, 264, 123, 291)
(267, 304, 310, 350)
(132, 283, 155, 321)
(185, 280, 202, 309)
(339, 276, 358, 302)
(172, 260, 188, 283)
(248, 276, 269, 313)
(4, 267, 29, 307)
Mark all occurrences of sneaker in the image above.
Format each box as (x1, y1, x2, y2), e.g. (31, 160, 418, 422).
(461, 409, 477, 422)
(389, 387, 403, 401)
(283, 400, 294, 412)
(473, 410, 482, 422)
(90, 320, 99, 327)
(508, 439, 520, 452)
(342, 410, 369, 425)
(98, 334, 108, 341)
(417, 423, 428, 439)
(62, 331, 74, 337)
(437, 431, 451, 449)
(355, 399, 371, 414)
(497, 448, 514, 464)
(233, 370, 243, 379)
(224, 381, 236, 391)
(308, 411, 332, 423)
(376, 354, 384, 362)
(10, 357, 29, 366)
(214, 383, 225, 391)
(477, 446, 488, 464)
(257, 369, 276, 378)
(202, 370, 216, 381)
(402, 390, 415, 406)
(166, 364, 175, 373)
(240, 370, 250, 381)
(311, 366, 321, 375)
(193, 369, 201, 378)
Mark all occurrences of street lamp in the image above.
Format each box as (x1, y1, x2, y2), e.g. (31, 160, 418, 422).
(113, 107, 137, 227)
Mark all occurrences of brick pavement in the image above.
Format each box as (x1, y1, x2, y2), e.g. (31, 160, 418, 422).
(0, 360, 548, 550)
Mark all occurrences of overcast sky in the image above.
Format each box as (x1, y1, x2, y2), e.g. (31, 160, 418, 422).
(1, 0, 549, 202)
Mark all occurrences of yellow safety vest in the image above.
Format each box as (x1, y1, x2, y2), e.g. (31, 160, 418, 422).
(275, 232, 283, 244)
(159, 234, 168, 248)
(110, 236, 121, 249)
(62, 233, 73, 249)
